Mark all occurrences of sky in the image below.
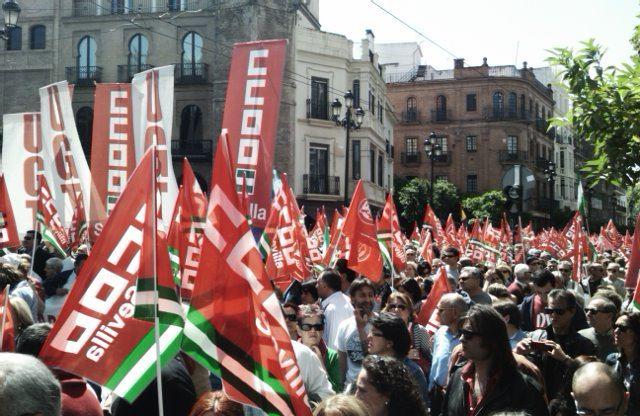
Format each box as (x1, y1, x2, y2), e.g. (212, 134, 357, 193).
(319, 0, 638, 70)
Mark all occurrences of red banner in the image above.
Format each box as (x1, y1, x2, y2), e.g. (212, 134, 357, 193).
(221, 39, 288, 230)
(89, 84, 135, 242)
(0, 175, 20, 249)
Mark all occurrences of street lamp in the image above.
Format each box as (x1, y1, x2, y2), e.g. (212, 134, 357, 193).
(333, 90, 365, 204)
(0, 1, 20, 41)
(544, 160, 557, 226)
(424, 131, 442, 206)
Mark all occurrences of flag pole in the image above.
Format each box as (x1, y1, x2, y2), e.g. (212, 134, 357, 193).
(30, 169, 38, 278)
(0, 284, 8, 350)
(151, 147, 165, 416)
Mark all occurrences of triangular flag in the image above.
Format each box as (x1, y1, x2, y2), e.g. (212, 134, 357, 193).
(0, 284, 14, 351)
(416, 267, 452, 333)
(625, 213, 640, 289)
(0, 175, 20, 249)
(36, 175, 69, 256)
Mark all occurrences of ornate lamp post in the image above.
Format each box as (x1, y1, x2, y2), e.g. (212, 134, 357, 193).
(423, 131, 442, 206)
(544, 161, 557, 226)
(0, 1, 21, 40)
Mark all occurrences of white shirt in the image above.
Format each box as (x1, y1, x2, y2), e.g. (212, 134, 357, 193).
(321, 291, 354, 350)
(335, 316, 370, 385)
(43, 271, 76, 320)
(292, 340, 334, 400)
(10, 280, 38, 320)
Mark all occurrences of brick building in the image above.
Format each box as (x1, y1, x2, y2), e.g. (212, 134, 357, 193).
(387, 58, 557, 221)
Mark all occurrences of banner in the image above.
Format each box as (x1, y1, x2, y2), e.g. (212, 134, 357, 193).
(222, 39, 288, 230)
(39, 81, 92, 229)
(132, 65, 179, 228)
(0, 175, 20, 249)
(2, 113, 43, 234)
(89, 84, 135, 242)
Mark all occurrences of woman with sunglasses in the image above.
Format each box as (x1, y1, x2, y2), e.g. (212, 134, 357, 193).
(606, 311, 640, 416)
(297, 304, 342, 393)
(383, 291, 431, 376)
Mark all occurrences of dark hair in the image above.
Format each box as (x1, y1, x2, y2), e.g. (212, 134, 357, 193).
(548, 289, 577, 310)
(301, 279, 319, 301)
(492, 300, 522, 328)
(282, 302, 299, 314)
(463, 304, 517, 375)
(15, 323, 52, 356)
(74, 253, 88, 268)
(0, 264, 21, 288)
(25, 230, 42, 243)
(593, 290, 622, 314)
(349, 278, 375, 298)
(416, 261, 431, 277)
(399, 278, 422, 304)
(188, 390, 243, 416)
(335, 258, 357, 284)
(618, 311, 640, 362)
(486, 283, 511, 299)
(369, 312, 411, 358)
(385, 292, 416, 320)
(442, 247, 460, 258)
(532, 269, 556, 288)
(361, 355, 428, 415)
(319, 270, 342, 293)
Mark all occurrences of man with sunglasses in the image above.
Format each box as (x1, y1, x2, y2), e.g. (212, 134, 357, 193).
(516, 289, 595, 404)
(583, 262, 607, 299)
(441, 247, 461, 285)
(572, 362, 628, 416)
(604, 262, 626, 298)
(578, 296, 617, 361)
(17, 230, 55, 280)
(557, 260, 585, 299)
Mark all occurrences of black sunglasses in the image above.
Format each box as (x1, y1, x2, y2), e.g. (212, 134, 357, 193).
(585, 307, 610, 315)
(284, 313, 297, 322)
(387, 303, 407, 311)
(544, 307, 567, 315)
(459, 328, 481, 339)
(300, 323, 324, 332)
(559, 268, 571, 272)
(613, 324, 631, 333)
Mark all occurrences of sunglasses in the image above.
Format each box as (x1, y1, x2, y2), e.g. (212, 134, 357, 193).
(544, 307, 567, 315)
(559, 268, 571, 272)
(284, 313, 297, 322)
(299, 323, 324, 332)
(387, 303, 407, 311)
(23, 236, 33, 241)
(575, 397, 623, 416)
(585, 308, 610, 315)
(459, 328, 481, 339)
(613, 324, 631, 333)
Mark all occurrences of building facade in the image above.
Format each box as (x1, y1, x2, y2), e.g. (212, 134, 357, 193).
(387, 58, 557, 222)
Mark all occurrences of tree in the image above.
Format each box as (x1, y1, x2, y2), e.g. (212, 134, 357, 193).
(394, 177, 460, 228)
(462, 190, 506, 225)
(548, 27, 640, 187)
(628, 182, 640, 227)
(432, 179, 461, 221)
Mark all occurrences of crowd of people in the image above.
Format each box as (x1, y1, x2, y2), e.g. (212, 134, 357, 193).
(0, 228, 639, 416)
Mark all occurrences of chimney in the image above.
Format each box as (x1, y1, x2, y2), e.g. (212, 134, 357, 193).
(482, 57, 488, 66)
(454, 58, 464, 69)
(366, 29, 375, 50)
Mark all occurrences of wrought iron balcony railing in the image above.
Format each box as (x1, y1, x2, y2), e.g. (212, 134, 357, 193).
(65, 66, 102, 86)
(303, 174, 340, 195)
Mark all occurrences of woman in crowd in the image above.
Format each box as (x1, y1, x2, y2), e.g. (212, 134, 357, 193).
(188, 391, 243, 416)
(382, 291, 431, 375)
(483, 267, 508, 290)
(313, 394, 370, 416)
(607, 310, 640, 416)
(397, 278, 423, 313)
(354, 355, 428, 416)
(282, 302, 299, 340)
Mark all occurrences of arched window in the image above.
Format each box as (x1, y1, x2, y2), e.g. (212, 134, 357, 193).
(492, 92, 504, 117)
(180, 105, 203, 143)
(406, 97, 417, 122)
(181, 32, 203, 77)
(520, 94, 526, 119)
(75, 107, 93, 159)
(508, 92, 517, 117)
(435, 95, 446, 121)
(128, 34, 148, 70)
(29, 25, 45, 50)
(6, 26, 21, 51)
(77, 36, 97, 79)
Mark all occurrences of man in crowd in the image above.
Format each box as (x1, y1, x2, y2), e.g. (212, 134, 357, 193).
(317, 269, 353, 350)
(16, 230, 54, 280)
(557, 260, 585, 298)
(572, 362, 628, 416)
(583, 262, 606, 298)
(579, 295, 617, 361)
(300, 279, 319, 305)
(335, 258, 357, 293)
(429, 292, 468, 415)
(441, 247, 461, 284)
(508, 264, 532, 304)
(43, 257, 64, 281)
(458, 266, 492, 305)
(520, 269, 556, 331)
(493, 300, 527, 349)
(517, 289, 596, 402)
(604, 262, 626, 298)
(43, 253, 88, 321)
(335, 278, 376, 388)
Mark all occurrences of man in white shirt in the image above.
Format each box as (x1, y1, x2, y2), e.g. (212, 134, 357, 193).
(317, 270, 353, 350)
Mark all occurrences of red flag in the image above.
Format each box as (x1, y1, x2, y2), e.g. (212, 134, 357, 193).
(416, 267, 452, 332)
(69, 190, 88, 252)
(419, 230, 434, 264)
(377, 193, 406, 272)
(307, 207, 328, 265)
(182, 131, 311, 415)
(322, 209, 345, 267)
(625, 213, 640, 289)
(341, 180, 383, 281)
(36, 175, 69, 256)
(0, 175, 20, 249)
(0, 285, 14, 351)
(423, 204, 444, 246)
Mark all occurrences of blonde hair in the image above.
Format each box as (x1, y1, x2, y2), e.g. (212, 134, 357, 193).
(9, 296, 34, 335)
(313, 394, 370, 416)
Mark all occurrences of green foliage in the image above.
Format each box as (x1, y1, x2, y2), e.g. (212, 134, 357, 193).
(394, 177, 461, 227)
(432, 179, 461, 220)
(547, 33, 640, 187)
(462, 190, 506, 225)
(628, 182, 640, 226)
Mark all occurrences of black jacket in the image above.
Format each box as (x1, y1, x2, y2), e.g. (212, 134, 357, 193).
(606, 353, 640, 416)
(442, 365, 549, 416)
(44, 269, 74, 298)
(519, 294, 588, 332)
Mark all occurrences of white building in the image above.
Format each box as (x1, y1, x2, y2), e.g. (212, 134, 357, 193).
(294, 3, 394, 215)
(377, 42, 423, 83)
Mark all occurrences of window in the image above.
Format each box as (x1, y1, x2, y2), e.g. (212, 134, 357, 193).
(378, 99, 383, 123)
(405, 137, 418, 154)
(377, 153, 383, 186)
(406, 97, 418, 121)
(466, 94, 477, 112)
(466, 136, 477, 152)
(75, 107, 93, 158)
(77, 36, 97, 78)
(168, 0, 182, 12)
(179, 105, 203, 142)
(436, 136, 448, 154)
(370, 149, 375, 182)
(492, 92, 504, 117)
(128, 33, 148, 70)
(310, 77, 328, 119)
(309, 144, 329, 193)
(352, 140, 361, 179)
(353, 80, 360, 108)
(181, 31, 203, 77)
(466, 174, 478, 193)
(508, 92, 517, 117)
(111, 0, 127, 14)
(6, 26, 22, 51)
(520, 94, 526, 119)
(560, 177, 566, 199)
(559, 150, 565, 171)
(29, 25, 45, 50)
(507, 136, 518, 155)
(436, 95, 447, 121)
(370, 92, 376, 115)
(535, 103, 540, 119)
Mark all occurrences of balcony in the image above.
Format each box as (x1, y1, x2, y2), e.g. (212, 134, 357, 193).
(171, 140, 213, 159)
(499, 150, 528, 163)
(535, 118, 549, 133)
(536, 157, 552, 170)
(306, 98, 330, 120)
(400, 110, 420, 123)
(303, 174, 340, 195)
(72, 0, 215, 17)
(433, 153, 451, 165)
(401, 152, 421, 165)
(65, 66, 102, 86)
(117, 64, 154, 82)
(431, 110, 451, 123)
(483, 107, 532, 122)
(174, 63, 209, 84)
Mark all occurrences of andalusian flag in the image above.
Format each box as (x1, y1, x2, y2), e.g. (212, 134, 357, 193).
(36, 175, 69, 256)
